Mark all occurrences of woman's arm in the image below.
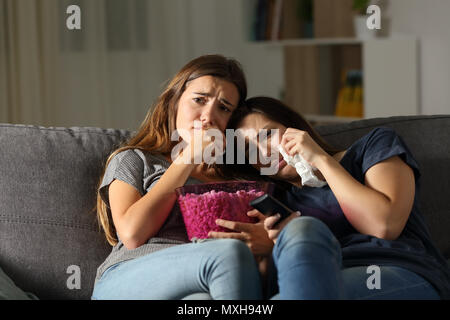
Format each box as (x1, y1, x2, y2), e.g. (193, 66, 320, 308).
(316, 154, 415, 240)
(282, 128, 415, 241)
(109, 129, 218, 249)
(109, 161, 196, 249)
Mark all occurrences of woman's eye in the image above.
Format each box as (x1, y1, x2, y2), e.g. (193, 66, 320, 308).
(219, 104, 231, 113)
(193, 97, 205, 104)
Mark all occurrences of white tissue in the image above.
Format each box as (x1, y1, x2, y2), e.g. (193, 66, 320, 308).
(278, 145, 327, 188)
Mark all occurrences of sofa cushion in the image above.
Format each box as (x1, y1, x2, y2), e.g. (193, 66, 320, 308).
(0, 123, 131, 299)
(316, 115, 450, 260)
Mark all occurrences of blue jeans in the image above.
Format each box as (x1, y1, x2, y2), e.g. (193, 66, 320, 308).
(270, 216, 440, 300)
(91, 239, 262, 300)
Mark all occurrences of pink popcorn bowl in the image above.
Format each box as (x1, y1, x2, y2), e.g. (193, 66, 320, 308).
(176, 181, 275, 240)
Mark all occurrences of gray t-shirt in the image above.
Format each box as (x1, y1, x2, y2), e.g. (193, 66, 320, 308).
(95, 148, 202, 281)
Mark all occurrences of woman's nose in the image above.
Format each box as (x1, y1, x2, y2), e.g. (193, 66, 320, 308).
(200, 102, 218, 128)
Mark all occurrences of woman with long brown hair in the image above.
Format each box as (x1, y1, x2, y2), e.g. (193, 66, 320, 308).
(91, 55, 262, 300)
(210, 96, 450, 300)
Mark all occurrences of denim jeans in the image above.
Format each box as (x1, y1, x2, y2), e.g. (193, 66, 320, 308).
(91, 238, 262, 300)
(270, 216, 440, 300)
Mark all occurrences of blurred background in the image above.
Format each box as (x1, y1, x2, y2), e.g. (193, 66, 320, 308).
(1, 0, 449, 130)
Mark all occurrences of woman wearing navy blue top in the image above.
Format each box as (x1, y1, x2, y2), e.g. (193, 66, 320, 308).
(210, 96, 450, 299)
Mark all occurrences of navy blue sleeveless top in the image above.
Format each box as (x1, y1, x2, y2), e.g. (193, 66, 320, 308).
(276, 127, 450, 299)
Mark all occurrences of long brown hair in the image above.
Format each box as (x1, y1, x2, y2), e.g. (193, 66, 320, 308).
(218, 96, 341, 183)
(96, 54, 247, 246)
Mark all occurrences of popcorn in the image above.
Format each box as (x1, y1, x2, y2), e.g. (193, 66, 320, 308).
(178, 189, 264, 240)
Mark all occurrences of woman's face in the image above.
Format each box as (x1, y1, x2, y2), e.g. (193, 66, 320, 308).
(237, 113, 299, 182)
(175, 75, 239, 139)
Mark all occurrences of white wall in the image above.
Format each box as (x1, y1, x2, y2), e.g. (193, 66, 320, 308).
(52, 0, 283, 130)
(158, 0, 284, 101)
(17, 0, 450, 129)
(385, 0, 450, 115)
(112, 0, 283, 129)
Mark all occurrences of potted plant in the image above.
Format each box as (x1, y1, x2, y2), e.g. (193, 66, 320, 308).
(353, 0, 370, 14)
(352, 0, 377, 39)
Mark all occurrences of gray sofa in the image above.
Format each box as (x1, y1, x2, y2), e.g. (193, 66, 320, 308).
(1, 115, 449, 300)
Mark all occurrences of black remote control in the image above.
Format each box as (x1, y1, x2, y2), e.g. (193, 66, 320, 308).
(249, 194, 293, 225)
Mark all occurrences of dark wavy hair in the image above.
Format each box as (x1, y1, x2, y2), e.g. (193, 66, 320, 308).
(217, 96, 342, 186)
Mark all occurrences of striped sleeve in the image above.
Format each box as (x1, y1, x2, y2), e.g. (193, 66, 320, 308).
(99, 149, 145, 208)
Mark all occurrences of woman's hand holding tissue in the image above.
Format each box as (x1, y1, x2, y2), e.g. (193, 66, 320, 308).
(280, 128, 329, 169)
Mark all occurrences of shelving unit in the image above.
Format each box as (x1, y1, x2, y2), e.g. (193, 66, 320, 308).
(246, 0, 419, 125)
(280, 37, 418, 123)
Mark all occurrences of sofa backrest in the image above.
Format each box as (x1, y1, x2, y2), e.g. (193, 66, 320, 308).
(316, 115, 450, 261)
(0, 115, 449, 300)
(0, 124, 131, 299)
